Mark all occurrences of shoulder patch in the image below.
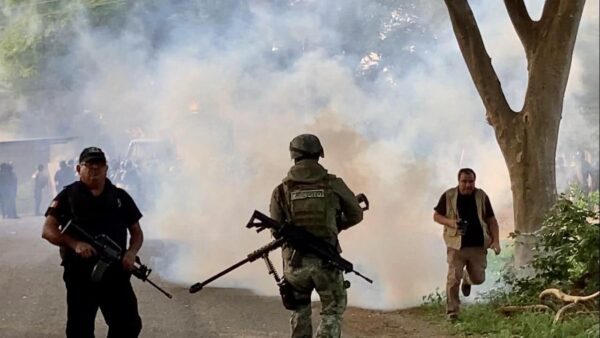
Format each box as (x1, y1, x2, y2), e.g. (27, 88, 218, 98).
(49, 200, 59, 208)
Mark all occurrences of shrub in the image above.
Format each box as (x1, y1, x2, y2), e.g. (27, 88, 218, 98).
(505, 189, 599, 299)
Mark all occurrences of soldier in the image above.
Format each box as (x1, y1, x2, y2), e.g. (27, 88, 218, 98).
(433, 168, 501, 321)
(270, 134, 364, 338)
(42, 147, 144, 337)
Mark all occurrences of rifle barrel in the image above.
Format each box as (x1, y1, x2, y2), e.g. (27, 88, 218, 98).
(189, 257, 252, 293)
(353, 271, 373, 284)
(146, 278, 173, 299)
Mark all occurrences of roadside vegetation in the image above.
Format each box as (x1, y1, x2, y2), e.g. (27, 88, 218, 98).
(421, 188, 599, 338)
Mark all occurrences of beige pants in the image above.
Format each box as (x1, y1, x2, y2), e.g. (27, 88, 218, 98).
(446, 246, 487, 314)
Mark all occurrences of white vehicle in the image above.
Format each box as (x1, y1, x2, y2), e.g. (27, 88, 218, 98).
(125, 138, 175, 163)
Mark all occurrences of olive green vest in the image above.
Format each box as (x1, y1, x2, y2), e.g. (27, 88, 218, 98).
(442, 187, 491, 250)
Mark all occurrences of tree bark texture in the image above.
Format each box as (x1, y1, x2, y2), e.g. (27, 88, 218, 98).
(443, 0, 586, 266)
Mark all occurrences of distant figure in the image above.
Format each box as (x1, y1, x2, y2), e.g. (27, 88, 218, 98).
(591, 159, 599, 192)
(119, 160, 142, 202)
(0, 163, 19, 218)
(32, 164, 49, 216)
(555, 154, 568, 193)
(566, 150, 593, 194)
(0, 162, 9, 218)
(54, 160, 75, 193)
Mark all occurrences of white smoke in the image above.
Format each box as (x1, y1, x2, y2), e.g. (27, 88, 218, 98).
(0, 0, 597, 310)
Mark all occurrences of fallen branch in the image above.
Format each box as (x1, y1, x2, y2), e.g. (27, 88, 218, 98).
(498, 304, 552, 315)
(554, 302, 580, 323)
(539, 289, 600, 303)
(498, 289, 599, 323)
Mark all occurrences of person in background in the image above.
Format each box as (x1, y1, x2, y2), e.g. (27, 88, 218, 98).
(32, 164, 49, 216)
(55, 160, 75, 193)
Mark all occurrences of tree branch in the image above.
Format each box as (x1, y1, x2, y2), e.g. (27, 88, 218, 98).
(443, 0, 513, 124)
(504, 0, 535, 50)
(540, 0, 561, 24)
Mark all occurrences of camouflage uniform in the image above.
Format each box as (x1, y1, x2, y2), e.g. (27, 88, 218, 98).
(270, 134, 363, 338)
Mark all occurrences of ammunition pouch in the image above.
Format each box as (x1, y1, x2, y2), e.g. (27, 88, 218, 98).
(278, 278, 310, 310)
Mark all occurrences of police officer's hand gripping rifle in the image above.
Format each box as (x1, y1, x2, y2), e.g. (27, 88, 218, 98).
(189, 194, 372, 297)
(61, 220, 173, 299)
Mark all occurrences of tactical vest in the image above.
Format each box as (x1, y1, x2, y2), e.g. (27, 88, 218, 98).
(442, 187, 491, 250)
(279, 175, 339, 245)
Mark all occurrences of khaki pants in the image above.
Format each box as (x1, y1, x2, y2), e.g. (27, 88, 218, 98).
(446, 246, 487, 315)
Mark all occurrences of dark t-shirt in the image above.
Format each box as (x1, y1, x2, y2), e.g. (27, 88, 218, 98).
(45, 180, 142, 263)
(434, 189, 494, 248)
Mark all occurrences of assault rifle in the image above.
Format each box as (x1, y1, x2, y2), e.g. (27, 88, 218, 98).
(189, 194, 372, 295)
(61, 220, 173, 299)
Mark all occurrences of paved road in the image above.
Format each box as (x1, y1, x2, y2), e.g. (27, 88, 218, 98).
(3, 216, 408, 338)
(0, 216, 299, 337)
(0, 216, 453, 338)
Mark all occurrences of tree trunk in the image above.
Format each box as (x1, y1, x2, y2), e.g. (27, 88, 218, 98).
(443, 0, 586, 265)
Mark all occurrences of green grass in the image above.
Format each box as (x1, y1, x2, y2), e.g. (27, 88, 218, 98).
(419, 241, 599, 338)
(421, 301, 599, 338)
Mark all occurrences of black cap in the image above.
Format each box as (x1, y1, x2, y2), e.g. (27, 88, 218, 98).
(79, 147, 107, 164)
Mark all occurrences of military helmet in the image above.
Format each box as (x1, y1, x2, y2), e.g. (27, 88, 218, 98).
(289, 134, 324, 160)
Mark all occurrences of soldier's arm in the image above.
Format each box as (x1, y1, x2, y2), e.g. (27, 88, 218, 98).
(332, 178, 363, 230)
(269, 186, 286, 223)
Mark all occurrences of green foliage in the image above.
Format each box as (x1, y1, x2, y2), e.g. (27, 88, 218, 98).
(507, 190, 599, 297)
(0, 0, 128, 92)
(421, 287, 445, 306)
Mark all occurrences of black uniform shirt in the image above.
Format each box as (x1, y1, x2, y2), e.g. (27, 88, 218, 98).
(45, 179, 142, 263)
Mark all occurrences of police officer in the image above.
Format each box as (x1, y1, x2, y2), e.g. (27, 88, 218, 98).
(42, 147, 144, 338)
(270, 134, 364, 338)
